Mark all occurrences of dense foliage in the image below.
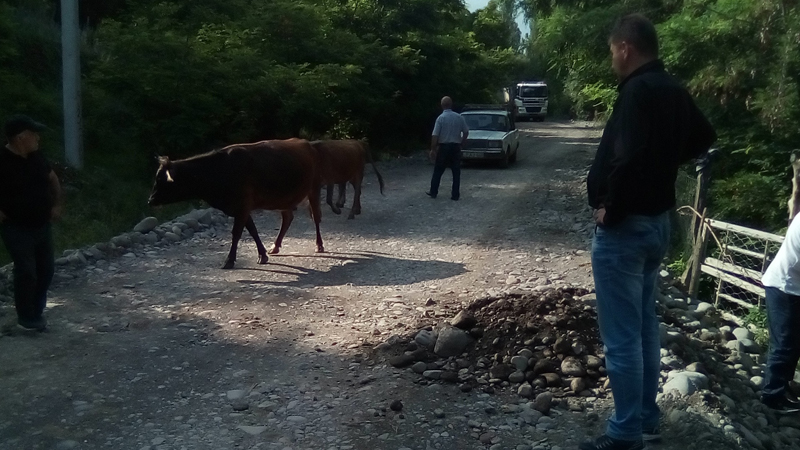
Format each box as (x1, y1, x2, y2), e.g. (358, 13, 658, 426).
(1, 0, 796, 262)
(524, 0, 800, 230)
(0, 0, 527, 261)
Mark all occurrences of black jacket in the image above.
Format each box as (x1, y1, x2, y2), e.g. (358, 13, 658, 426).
(587, 60, 717, 226)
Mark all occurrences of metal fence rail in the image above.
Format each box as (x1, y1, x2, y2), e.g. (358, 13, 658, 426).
(697, 218, 784, 314)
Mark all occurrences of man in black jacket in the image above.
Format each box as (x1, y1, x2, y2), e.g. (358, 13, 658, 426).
(0, 115, 62, 332)
(582, 14, 716, 450)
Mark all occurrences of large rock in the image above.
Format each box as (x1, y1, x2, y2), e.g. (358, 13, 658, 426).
(134, 217, 159, 233)
(533, 392, 553, 414)
(732, 327, 754, 341)
(111, 234, 132, 247)
(561, 356, 586, 377)
(662, 370, 709, 396)
(450, 310, 477, 330)
(511, 355, 529, 371)
(533, 359, 557, 375)
(433, 326, 474, 357)
(553, 336, 571, 354)
(518, 382, 534, 398)
(489, 364, 515, 381)
(541, 372, 561, 387)
(414, 329, 438, 349)
(389, 349, 426, 368)
(585, 355, 603, 370)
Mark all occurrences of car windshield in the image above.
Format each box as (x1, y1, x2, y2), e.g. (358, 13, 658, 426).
(463, 114, 509, 132)
(520, 86, 548, 97)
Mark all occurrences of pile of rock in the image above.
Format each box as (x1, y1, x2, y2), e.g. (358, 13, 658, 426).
(380, 276, 800, 449)
(384, 286, 607, 415)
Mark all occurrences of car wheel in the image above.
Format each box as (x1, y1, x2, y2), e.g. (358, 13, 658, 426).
(499, 150, 510, 168)
(508, 147, 517, 164)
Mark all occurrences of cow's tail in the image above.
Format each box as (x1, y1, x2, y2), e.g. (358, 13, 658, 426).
(361, 138, 385, 196)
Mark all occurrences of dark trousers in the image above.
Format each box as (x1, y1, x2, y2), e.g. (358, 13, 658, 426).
(0, 223, 54, 321)
(763, 286, 800, 400)
(429, 143, 461, 200)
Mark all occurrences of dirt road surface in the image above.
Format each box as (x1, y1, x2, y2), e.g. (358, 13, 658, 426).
(0, 122, 740, 450)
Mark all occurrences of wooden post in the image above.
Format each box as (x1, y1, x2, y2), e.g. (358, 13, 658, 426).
(681, 149, 717, 288)
(688, 207, 708, 299)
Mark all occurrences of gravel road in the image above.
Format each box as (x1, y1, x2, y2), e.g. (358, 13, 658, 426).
(0, 121, 763, 450)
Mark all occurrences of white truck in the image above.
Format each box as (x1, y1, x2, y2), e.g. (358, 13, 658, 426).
(460, 106, 520, 168)
(513, 81, 548, 121)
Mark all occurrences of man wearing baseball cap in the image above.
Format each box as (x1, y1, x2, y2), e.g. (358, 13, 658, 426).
(0, 114, 62, 332)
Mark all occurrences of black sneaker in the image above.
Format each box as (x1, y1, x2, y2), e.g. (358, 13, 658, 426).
(425, 192, 436, 199)
(763, 395, 800, 414)
(579, 435, 644, 450)
(17, 316, 47, 332)
(642, 425, 661, 442)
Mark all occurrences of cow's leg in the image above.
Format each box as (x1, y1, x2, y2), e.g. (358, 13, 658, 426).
(335, 182, 347, 209)
(348, 178, 362, 219)
(308, 186, 325, 253)
(244, 215, 269, 264)
(269, 210, 294, 254)
(326, 184, 341, 215)
(222, 214, 248, 269)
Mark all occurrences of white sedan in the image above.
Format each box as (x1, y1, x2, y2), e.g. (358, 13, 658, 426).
(461, 109, 520, 168)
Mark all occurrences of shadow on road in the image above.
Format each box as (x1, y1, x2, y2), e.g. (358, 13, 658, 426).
(235, 251, 467, 287)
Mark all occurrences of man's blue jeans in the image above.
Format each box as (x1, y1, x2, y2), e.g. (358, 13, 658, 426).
(762, 286, 800, 401)
(592, 212, 670, 441)
(429, 143, 461, 200)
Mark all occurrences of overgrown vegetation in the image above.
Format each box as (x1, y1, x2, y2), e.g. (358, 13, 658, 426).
(0, 0, 532, 263)
(2, 0, 797, 266)
(524, 0, 800, 231)
(743, 306, 769, 349)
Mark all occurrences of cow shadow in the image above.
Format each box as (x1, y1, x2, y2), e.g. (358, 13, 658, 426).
(234, 250, 465, 287)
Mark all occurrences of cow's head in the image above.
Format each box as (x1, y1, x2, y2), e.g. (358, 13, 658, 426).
(148, 156, 178, 206)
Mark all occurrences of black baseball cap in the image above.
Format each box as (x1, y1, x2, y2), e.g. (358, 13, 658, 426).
(4, 114, 47, 140)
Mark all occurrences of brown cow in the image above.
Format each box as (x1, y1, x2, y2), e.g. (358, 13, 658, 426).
(148, 139, 324, 269)
(311, 139, 385, 219)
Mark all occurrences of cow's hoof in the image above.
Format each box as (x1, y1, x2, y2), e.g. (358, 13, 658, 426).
(268, 246, 280, 255)
(258, 254, 269, 264)
(221, 259, 235, 269)
(330, 205, 342, 215)
(316, 246, 325, 253)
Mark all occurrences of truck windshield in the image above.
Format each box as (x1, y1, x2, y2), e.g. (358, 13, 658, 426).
(520, 86, 548, 97)
(463, 114, 509, 132)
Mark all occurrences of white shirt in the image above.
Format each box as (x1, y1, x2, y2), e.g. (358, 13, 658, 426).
(432, 109, 469, 144)
(763, 216, 800, 295)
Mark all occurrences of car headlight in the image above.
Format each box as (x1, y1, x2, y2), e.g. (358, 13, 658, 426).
(488, 140, 503, 148)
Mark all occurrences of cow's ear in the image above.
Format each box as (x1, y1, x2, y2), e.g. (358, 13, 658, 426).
(157, 156, 171, 167)
(165, 170, 174, 182)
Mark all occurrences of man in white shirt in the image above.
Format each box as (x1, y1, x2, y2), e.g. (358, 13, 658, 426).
(427, 96, 469, 201)
(761, 214, 800, 414)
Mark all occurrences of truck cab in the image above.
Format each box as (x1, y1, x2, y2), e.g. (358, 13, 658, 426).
(514, 81, 548, 121)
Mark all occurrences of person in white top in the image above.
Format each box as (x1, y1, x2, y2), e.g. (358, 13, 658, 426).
(427, 96, 469, 201)
(761, 214, 800, 413)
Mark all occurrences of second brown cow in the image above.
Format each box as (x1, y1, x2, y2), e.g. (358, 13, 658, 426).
(311, 139, 385, 219)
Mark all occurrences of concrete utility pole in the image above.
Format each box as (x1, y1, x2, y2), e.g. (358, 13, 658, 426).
(61, 0, 83, 169)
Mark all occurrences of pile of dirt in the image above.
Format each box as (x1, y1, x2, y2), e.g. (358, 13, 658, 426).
(377, 286, 609, 403)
